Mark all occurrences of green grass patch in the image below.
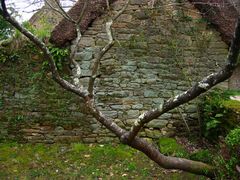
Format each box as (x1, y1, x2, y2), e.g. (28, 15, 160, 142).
(190, 149, 213, 164)
(158, 137, 189, 158)
(0, 142, 206, 179)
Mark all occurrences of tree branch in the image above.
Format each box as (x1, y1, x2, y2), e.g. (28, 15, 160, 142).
(2, 0, 239, 177)
(88, 0, 130, 97)
(69, 0, 87, 87)
(126, 16, 240, 142)
(86, 97, 215, 178)
(44, 0, 75, 23)
(106, 0, 110, 10)
(0, 0, 88, 99)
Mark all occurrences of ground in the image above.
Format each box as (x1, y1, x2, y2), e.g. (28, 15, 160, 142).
(0, 142, 206, 179)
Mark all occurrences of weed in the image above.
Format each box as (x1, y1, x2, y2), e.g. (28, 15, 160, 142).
(201, 89, 240, 141)
(226, 127, 240, 148)
(190, 149, 213, 164)
(71, 143, 88, 152)
(158, 137, 189, 158)
(127, 162, 137, 171)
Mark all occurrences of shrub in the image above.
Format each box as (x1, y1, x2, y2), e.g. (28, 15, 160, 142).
(189, 149, 213, 164)
(201, 89, 240, 141)
(214, 128, 240, 179)
(226, 128, 240, 147)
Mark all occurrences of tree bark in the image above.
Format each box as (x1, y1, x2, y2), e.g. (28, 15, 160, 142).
(86, 100, 216, 178)
(1, 0, 240, 178)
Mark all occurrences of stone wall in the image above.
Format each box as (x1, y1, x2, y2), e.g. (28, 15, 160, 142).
(0, 0, 229, 143)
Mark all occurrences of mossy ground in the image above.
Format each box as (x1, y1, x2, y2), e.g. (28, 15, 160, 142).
(0, 142, 206, 179)
(158, 137, 189, 158)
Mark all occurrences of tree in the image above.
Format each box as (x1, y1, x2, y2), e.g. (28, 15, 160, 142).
(1, 0, 240, 178)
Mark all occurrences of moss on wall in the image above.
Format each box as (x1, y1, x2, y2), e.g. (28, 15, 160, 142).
(0, 0, 230, 143)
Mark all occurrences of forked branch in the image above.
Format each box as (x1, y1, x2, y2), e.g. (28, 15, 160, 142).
(69, 0, 87, 87)
(2, 0, 240, 178)
(88, 0, 130, 97)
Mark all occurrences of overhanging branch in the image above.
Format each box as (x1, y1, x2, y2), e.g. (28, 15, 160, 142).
(126, 16, 240, 142)
(0, 0, 88, 99)
(1, 0, 238, 177)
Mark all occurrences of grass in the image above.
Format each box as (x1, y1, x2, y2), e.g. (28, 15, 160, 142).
(0, 141, 207, 179)
(158, 137, 189, 158)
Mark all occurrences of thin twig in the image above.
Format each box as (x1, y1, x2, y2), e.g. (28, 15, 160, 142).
(88, 0, 130, 97)
(106, 0, 110, 10)
(69, 0, 87, 87)
(0, 0, 88, 98)
(44, 0, 75, 23)
(177, 107, 190, 133)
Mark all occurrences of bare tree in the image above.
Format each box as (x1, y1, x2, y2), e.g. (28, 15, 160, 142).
(1, 0, 240, 178)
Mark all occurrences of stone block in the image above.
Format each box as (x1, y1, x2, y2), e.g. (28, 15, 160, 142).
(55, 136, 82, 143)
(79, 37, 95, 47)
(110, 104, 131, 110)
(132, 104, 143, 109)
(144, 90, 158, 97)
(127, 110, 140, 118)
(90, 124, 101, 131)
(185, 104, 198, 113)
(75, 51, 93, 61)
(147, 120, 168, 128)
(82, 138, 96, 143)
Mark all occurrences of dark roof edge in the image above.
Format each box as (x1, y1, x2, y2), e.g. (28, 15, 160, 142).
(49, 0, 117, 47)
(189, 0, 238, 45)
(50, 0, 238, 47)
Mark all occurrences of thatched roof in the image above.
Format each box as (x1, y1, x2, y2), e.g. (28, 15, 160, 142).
(50, 0, 239, 47)
(189, 0, 239, 45)
(49, 0, 116, 47)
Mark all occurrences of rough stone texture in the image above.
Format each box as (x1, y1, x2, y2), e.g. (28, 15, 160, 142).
(0, 0, 230, 143)
(49, 0, 117, 46)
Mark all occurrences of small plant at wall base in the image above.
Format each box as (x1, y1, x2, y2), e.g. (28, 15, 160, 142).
(226, 127, 240, 149)
(158, 137, 189, 158)
(200, 89, 239, 141)
(214, 127, 240, 179)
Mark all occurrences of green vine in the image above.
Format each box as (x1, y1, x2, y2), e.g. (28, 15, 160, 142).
(42, 46, 69, 71)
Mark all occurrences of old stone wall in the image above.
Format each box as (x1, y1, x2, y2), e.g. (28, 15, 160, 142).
(0, 0, 229, 143)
